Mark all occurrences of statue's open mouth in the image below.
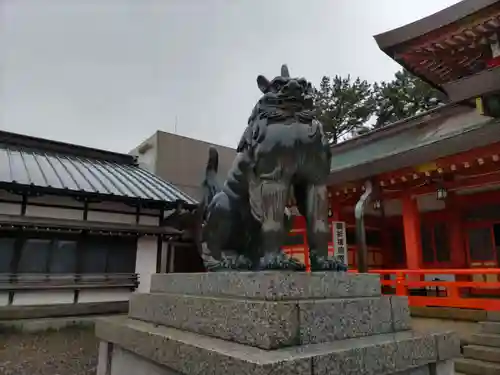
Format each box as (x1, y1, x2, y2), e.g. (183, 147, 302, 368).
(266, 95, 307, 108)
(279, 95, 302, 102)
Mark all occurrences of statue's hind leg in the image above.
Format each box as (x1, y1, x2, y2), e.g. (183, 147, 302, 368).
(302, 184, 347, 271)
(201, 194, 252, 271)
(200, 206, 230, 271)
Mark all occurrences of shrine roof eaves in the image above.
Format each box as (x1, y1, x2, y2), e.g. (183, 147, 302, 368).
(330, 103, 459, 155)
(327, 104, 499, 185)
(374, 0, 499, 50)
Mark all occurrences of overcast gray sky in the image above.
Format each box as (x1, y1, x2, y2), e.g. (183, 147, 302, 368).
(1, 0, 459, 153)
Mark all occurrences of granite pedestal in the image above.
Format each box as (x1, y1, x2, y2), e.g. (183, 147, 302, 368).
(95, 272, 459, 375)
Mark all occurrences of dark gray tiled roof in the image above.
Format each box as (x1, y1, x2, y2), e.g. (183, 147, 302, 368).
(0, 139, 197, 206)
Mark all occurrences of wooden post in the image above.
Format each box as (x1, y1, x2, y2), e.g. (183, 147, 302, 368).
(401, 194, 422, 270)
(395, 272, 407, 296)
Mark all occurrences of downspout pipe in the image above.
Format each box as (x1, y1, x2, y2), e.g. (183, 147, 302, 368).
(355, 180, 373, 273)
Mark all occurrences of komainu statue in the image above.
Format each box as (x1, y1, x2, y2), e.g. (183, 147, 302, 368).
(197, 64, 347, 272)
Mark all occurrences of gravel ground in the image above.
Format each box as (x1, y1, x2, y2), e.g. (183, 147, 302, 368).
(0, 326, 98, 375)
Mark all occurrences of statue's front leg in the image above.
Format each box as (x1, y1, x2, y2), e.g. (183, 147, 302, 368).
(303, 184, 347, 272)
(251, 180, 304, 270)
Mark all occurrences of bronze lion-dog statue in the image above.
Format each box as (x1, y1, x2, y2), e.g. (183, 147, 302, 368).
(197, 64, 347, 272)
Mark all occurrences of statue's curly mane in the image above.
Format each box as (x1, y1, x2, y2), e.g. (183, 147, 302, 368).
(237, 65, 317, 153)
(246, 99, 316, 126)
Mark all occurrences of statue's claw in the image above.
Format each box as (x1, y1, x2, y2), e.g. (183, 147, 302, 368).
(205, 253, 253, 272)
(258, 252, 306, 271)
(309, 253, 348, 272)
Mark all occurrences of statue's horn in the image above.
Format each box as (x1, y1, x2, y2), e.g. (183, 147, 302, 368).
(281, 64, 290, 78)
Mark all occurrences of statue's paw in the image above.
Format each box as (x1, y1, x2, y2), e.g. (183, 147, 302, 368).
(200, 249, 223, 272)
(208, 253, 253, 271)
(204, 258, 227, 272)
(286, 257, 307, 271)
(201, 251, 239, 272)
(310, 256, 348, 272)
(325, 259, 348, 272)
(234, 255, 253, 270)
(258, 252, 306, 271)
(219, 255, 240, 270)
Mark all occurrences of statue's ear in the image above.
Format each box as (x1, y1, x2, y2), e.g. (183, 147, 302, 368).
(257, 75, 270, 93)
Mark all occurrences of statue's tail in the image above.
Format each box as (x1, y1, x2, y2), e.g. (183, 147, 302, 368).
(198, 146, 222, 216)
(195, 147, 222, 270)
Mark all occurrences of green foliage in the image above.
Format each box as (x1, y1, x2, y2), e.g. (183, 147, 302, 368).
(372, 69, 446, 128)
(313, 75, 375, 144)
(312, 69, 445, 143)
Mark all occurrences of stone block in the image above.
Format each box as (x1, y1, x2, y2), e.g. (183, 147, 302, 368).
(110, 347, 181, 375)
(487, 310, 500, 322)
(429, 360, 453, 375)
(96, 317, 455, 375)
(395, 366, 430, 375)
(433, 330, 461, 360)
(298, 296, 393, 344)
(390, 296, 412, 331)
(470, 333, 500, 348)
(129, 293, 409, 349)
(463, 344, 500, 363)
(455, 357, 500, 375)
(129, 292, 299, 349)
(312, 331, 437, 375)
(480, 321, 500, 334)
(97, 341, 112, 375)
(149, 271, 380, 300)
(409, 306, 487, 321)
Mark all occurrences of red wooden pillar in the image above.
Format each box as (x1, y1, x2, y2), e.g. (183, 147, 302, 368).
(401, 194, 422, 269)
(447, 193, 467, 268)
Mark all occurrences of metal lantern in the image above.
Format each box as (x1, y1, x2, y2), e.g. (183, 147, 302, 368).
(436, 187, 448, 200)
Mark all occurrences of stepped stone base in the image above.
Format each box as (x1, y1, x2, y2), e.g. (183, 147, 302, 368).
(458, 316, 500, 374)
(96, 272, 460, 375)
(455, 358, 500, 375)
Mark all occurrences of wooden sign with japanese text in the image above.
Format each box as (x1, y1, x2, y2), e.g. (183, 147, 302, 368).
(332, 221, 348, 266)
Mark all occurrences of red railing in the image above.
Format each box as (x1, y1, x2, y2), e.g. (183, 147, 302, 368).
(366, 269, 500, 311)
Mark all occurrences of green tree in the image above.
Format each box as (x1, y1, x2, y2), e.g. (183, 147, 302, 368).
(314, 75, 375, 144)
(373, 69, 446, 128)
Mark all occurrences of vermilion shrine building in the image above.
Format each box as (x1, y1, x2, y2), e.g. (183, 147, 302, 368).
(284, 0, 500, 307)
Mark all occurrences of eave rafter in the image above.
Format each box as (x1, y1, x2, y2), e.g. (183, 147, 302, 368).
(393, 5, 500, 85)
(329, 148, 500, 199)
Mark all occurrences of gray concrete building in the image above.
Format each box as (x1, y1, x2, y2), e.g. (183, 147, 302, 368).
(130, 131, 236, 201)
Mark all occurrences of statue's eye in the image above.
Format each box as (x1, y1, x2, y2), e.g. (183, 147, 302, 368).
(273, 81, 283, 90)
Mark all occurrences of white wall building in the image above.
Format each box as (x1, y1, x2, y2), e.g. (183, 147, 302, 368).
(130, 131, 236, 201)
(0, 130, 196, 318)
